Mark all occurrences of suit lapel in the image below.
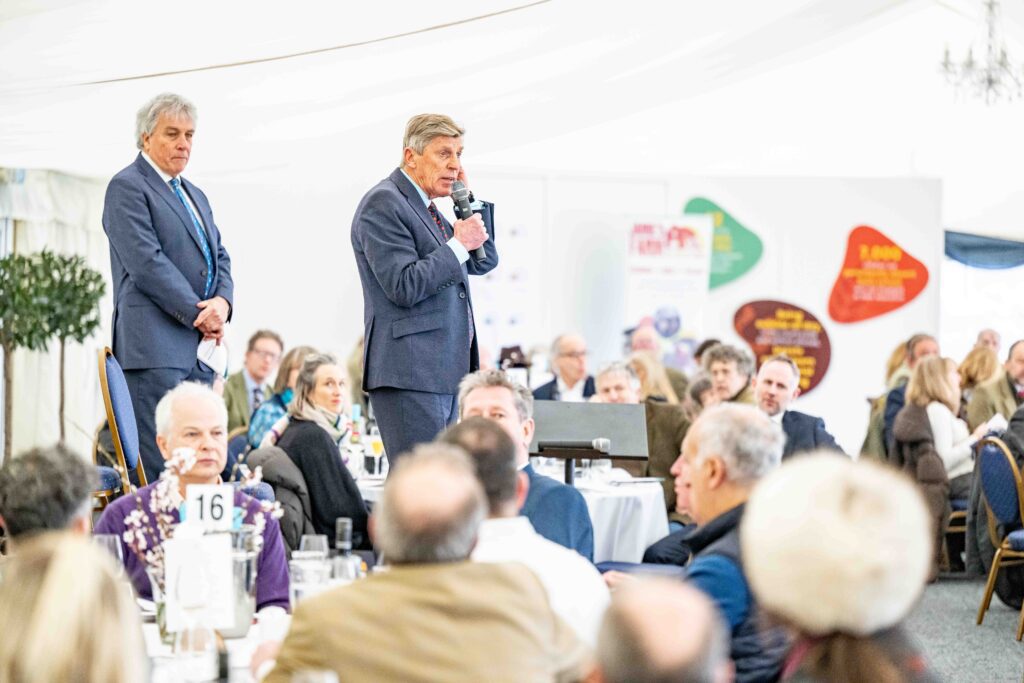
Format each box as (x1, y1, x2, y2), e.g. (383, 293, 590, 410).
(390, 168, 446, 249)
(136, 155, 209, 257)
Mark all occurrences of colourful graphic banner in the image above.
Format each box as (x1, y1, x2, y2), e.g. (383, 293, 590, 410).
(734, 300, 831, 395)
(683, 197, 762, 289)
(828, 225, 929, 323)
(626, 216, 714, 373)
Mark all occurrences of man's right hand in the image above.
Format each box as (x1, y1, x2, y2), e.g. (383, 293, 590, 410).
(454, 213, 488, 252)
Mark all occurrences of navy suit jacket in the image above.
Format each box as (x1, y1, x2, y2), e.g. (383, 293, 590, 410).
(520, 463, 594, 561)
(781, 410, 843, 459)
(351, 169, 498, 395)
(532, 376, 596, 401)
(103, 154, 233, 371)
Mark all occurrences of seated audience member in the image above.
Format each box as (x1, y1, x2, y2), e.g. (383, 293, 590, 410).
(976, 327, 1001, 354)
(441, 417, 609, 646)
(533, 333, 596, 402)
(245, 446, 316, 552)
(249, 345, 317, 448)
(594, 362, 690, 523)
(703, 344, 755, 405)
(95, 382, 290, 612)
(741, 456, 938, 683)
(266, 446, 588, 683)
(884, 334, 940, 454)
(894, 356, 985, 575)
(966, 339, 1024, 431)
(460, 369, 595, 560)
(958, 345, 1002, 417)
(752, 354, 842, 459)
(590, 579, 732, 683)
(0, 532, 146, 683)
(683, 372, 717, 421)
(275, 354, 369, 545)
(860, 337, 914, 461)
(669, 403, 788, 682)
(629, 351, 680, 403)
(224, 329, 283, 432)
(0, 445, 95, 546)
(630, 324, 688, 399)
(694, 338, 722, 369)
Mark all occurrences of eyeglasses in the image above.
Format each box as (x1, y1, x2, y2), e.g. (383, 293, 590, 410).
(558, 351, 588, 359)
(249, 349, 280, 361)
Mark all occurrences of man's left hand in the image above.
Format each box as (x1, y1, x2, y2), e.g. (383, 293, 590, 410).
(195, 296, 230, 334)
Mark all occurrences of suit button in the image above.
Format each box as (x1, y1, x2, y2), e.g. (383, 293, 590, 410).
(201, 269, 207, 276)
(459, 292, 466, 299)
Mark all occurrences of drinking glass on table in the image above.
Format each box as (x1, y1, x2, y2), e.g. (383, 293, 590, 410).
(298, 535, 329, 560)
(92, 533, 124, 575)
(591, 458, 612, 481)
(289, 559, 333, 607)
(364, 432, 385, 477)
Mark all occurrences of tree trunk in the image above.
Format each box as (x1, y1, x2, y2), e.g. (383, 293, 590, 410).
(3, 343, 12, 463)
(58, 338, 66, 443)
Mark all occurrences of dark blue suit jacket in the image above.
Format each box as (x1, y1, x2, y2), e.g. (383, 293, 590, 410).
(781, 410, 843, 459)
(103, 154, 233, 371)
(351, 169, 498, 395)
(532, 376, 596, 401)
(520, 463, 594, 561)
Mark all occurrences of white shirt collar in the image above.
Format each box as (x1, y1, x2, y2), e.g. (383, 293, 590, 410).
(141, 151, 176, 184)
(478, 516, 536, 541)
(769, 409, 785, 424)
(400, 168, 430, 207)
(556, 375, 587, 402)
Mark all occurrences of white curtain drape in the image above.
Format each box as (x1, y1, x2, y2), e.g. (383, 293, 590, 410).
(0, 168, 110, 460)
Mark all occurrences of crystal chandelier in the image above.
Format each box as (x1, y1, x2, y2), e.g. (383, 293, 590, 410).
(941, 0, 1022, 104)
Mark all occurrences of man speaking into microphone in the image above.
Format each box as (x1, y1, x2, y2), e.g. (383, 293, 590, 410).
(351, 114, 498, 465)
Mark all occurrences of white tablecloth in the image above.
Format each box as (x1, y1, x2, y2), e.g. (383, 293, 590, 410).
(146, 618, 285, 682)
(357, 471, 668, 564)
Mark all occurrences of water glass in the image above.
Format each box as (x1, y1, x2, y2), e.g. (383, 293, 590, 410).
(92, 533, 124, 576)
(298, 535, 329, 560)
(289, 559, 333, 606)
(591, 458, 613, 481)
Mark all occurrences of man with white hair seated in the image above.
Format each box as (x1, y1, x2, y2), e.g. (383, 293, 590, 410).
(590, 578, 733, 683)
(266, 445, 588, 682)
(0, 445, 96, 547)
(95, 382, 290, 612)
(670, 403, 788, 682)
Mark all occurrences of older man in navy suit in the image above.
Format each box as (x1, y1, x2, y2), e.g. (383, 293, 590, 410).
(459, 369, 594, 561)
(352, 114, 498, 463)
(752, 354, 843, 459)
(103, 93, 233, 483)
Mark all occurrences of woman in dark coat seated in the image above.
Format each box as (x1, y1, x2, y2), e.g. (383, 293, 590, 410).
(275, 353, 369, 548)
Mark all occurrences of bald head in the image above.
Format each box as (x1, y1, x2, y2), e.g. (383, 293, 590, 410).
(374, 444, 487, 565)
(597, 579, 731, 683)
(976, 329, 1000, 354)
(552, 333, 589, 386)
(631, 326, 658, 352)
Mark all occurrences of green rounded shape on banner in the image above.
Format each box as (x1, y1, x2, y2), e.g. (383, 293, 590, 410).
(684, 197, 762, 289)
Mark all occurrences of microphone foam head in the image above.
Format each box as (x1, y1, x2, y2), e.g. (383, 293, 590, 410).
(593, 438, 611, 454)
(451, 180, 470, 200)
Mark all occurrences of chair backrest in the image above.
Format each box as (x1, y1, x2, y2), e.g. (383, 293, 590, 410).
(238, 481, 275, 503)
(977, 437, 1024, 528)
(98, 348, 145, 487)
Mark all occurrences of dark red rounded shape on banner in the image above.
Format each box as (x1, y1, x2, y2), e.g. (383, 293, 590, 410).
(734, 300, 831, 395)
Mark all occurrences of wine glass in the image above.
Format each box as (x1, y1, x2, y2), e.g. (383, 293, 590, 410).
(298, 535, 329, 560)
(92, 533, 125, 577)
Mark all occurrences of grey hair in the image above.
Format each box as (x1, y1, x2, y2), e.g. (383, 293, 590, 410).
(0, 445, 95, 539)
(154, 381, 227, 436)
(701, 343, 755, 379)
(458, 369, 534, 422)
(691, 403, 783, 486)
(289, 353, 339, 418)
(375, 444, 486, 564)
(135, 93, 197, 149)
(596, 361, 640, 389)
(401, 113, 464, 163)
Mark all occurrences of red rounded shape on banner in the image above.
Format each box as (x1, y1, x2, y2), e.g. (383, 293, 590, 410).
(734, 300, 831, 395)
(828, 226, 929, 323)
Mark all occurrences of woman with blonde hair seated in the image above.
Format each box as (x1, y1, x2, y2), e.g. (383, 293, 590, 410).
(958, 346, 1001, 417)
(741, 456, 939, 682)
(0, 531, 146, 683)
(893, 355, 986, 574)
(627, 352, 679, 404)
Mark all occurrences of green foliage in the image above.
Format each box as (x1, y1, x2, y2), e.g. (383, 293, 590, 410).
(38, 250, 106, 343)
(0, 252, 55, 352)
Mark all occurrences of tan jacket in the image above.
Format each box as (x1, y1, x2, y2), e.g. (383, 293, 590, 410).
(267, 561, 590, 683)
(966, 373, 1019, 431)
(223, 370, 271, 432)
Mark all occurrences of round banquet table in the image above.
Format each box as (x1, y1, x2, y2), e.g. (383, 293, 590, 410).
(357, 468, 668, 564)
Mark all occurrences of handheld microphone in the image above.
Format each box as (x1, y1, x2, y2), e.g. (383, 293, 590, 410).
(451, 180, 487, 261)
(538, 438, 612, 454)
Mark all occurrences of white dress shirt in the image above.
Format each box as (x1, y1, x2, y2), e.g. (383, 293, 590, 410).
(141, 151, 205, 229)
(556, 376, 587, 403)
(472, 516, 610, 647)
(926, 401, 976, 480)
(399, 168, 470, 264)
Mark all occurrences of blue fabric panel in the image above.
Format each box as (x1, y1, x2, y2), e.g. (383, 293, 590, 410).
(979, 443, 1021, 526)
(96, 465, 121, 491)
(596, 561, 687, 579)
(239, 482, 275, 502)
(945, 231, 1024, 270)
(105, 354, 140, 471)
(951, 498, 969, 512)
(1007, 530, 1024, 552)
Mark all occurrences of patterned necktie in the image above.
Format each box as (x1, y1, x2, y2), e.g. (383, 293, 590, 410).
(169, 177, 214, 298)
(252, 387, 263, 413)
(427, 202, 450, 240)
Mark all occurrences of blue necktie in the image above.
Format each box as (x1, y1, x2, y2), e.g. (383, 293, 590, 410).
(169, 177, 214, 298)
